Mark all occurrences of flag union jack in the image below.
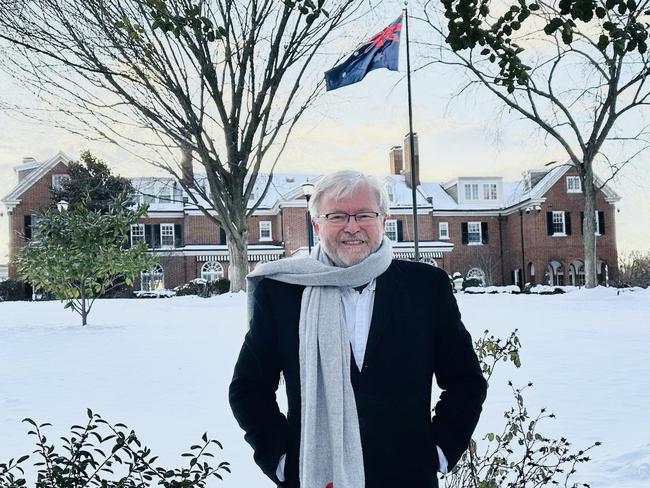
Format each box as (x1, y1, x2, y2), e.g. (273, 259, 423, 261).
(325, 15, 402, 91)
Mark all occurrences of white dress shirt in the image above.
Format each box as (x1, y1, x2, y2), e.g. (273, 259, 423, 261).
(276, 281, 448, 481)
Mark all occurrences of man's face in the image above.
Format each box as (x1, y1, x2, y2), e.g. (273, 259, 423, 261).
(312, 184, 387, 267)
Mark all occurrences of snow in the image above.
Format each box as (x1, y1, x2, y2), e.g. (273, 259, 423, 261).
(1, 287, 649, 487)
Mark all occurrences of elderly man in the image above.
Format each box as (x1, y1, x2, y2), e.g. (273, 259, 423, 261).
(229, 170, 487, 488)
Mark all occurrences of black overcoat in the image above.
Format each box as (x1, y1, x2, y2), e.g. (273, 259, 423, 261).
(229, 259, 487, 488)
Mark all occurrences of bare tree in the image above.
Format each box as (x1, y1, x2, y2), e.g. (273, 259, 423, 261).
(419, 0, 650, 287)
(0, 0, 361, 291)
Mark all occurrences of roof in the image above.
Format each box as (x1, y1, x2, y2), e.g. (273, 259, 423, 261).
(3, 153, 622, 215)
(2, 151, 73, 211)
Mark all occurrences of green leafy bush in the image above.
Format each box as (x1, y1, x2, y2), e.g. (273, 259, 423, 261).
(0, 410, 230, 487)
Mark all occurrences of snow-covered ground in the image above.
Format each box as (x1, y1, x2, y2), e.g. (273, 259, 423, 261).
(1, 287, 649, 487)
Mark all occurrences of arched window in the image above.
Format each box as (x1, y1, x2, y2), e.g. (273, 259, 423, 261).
(421, 257, 438, 267)
(547, 260, 564, 286)
(569, 260, 585, 286)
(201, 261, 225, 282)
(466, 267, 486, 286)
(141, 264, 164, 291)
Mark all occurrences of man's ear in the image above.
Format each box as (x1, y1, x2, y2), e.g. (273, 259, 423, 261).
(312, 216, 320, 238)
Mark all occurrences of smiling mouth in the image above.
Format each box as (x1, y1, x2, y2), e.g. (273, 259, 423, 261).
(341, 239, 366, 246)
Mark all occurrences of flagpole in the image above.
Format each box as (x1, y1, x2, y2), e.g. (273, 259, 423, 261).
(404, 5, 419, 262)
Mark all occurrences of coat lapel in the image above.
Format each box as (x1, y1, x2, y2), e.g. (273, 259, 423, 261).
(363, 262, 398, 367)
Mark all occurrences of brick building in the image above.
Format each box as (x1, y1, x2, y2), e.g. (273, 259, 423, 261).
(2, 149, 620, 291)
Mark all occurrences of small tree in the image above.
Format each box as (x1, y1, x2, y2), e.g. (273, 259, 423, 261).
(17, 197, 157, 325)
(52, 150, 134, 212)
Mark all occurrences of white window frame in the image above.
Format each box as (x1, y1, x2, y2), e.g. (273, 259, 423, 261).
(552, 211, 566, 236)
(385, 184, 395, 203)
(201, 261, 225, 282)
(483, 183, 497, 200)
(259, 221, 272, 241)
(141, 264, 164, 291)
(467, 221, 482, 245)
(51, 174, 70, 191)
(130, 224, 145, 246)
(158, 184, 173, 204)
(566, 176, 582, 193)
(594, 210, 602, 236)
(438, 221, 449, 240)
(464, 183, 479, 201)
(160, 223, 175, 248)
(384, 219, 398, 242)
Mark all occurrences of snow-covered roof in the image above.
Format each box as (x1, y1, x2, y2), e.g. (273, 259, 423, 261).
(2, 151, 73, 211)
(3, 152, 622, 216)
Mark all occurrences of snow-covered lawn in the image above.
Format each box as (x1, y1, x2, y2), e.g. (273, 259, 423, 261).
(1, 287, 649, 487)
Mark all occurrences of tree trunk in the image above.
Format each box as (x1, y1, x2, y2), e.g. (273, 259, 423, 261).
(80, 289, 88, 326)
(582, 164, 598, 288)
(228, 230, 249, 292)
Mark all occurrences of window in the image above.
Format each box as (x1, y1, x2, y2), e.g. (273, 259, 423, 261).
(566, 176, 582, 193)
(141, 264, 164, 291)
(467, 222, 482, 245)
(464, 183, 479, 200)
(51, 174, 70, 191)
(385, 219, 398, 242)
(201, 261, 225, 282)
(483, 183, 497, 200)
(466, 267, 486, 286)
(259, 221, 272, 241)
(130, 224, 145, 246)
(552, 211, 566, 235)
(386, 184, 395, 203)
(160, 223, 175, 247)
(158, 184, 173, 203)
(438, 222, 449, 240)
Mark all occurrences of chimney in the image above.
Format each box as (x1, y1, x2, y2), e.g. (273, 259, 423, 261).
(389, 146, 403, 175)
(180, 142, 194, 187)
(403, 132, 420, 188)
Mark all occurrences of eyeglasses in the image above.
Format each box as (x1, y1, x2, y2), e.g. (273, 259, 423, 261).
(317, 212, 384, 225)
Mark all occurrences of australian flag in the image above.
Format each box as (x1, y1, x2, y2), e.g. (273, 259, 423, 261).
(325, 15, 402, 91)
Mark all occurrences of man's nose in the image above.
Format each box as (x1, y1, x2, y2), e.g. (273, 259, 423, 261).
(343, 215, 361, 232)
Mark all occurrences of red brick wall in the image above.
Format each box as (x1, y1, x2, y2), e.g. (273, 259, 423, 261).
(282, 206, 311, 256)
(500, 168, 618, 285)
(435, 215, 505, 285)
(8, 162, 69, 279)
(184, 215, 219, 245)
(247, 214, 283, 244)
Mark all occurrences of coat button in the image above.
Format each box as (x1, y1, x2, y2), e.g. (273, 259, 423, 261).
(359, 417, 367, 429)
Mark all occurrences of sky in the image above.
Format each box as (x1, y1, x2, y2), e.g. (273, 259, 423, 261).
(1, 5, 649, 264)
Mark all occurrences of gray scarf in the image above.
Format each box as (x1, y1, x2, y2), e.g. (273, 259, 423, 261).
(247, 237, 393, 488)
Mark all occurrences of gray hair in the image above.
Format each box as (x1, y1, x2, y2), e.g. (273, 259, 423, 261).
(308, 170, 389, 216)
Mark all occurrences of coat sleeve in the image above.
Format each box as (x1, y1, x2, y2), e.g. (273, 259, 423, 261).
(229, 279, 288, 484)
(430, 269, 488, 471)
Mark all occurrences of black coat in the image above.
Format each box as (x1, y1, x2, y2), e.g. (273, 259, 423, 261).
(229, 260, 487, 488)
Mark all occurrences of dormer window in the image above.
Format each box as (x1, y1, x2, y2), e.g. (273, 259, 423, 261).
(483, 183, 497, 200)
(386, 184, 395, 203)
(464, 183, 479, 200)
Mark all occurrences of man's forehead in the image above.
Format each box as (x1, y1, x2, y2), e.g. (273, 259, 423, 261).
(319, 186, 379, 211)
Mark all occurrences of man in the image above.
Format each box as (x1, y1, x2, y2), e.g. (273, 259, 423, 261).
(230, 170, 487, 488)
